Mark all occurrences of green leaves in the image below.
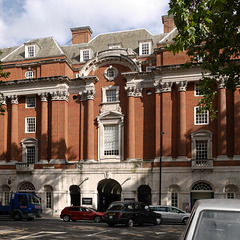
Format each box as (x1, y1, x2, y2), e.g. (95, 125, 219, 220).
(167, 0, 240, 118)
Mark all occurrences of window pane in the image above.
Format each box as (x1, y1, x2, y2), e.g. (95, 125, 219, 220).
(106, 90, 116, 102)
(171, 192, 178, 207)
(46, 191, 52, 208)
(83, 50, 90, 61)
(26, 146, 35, 164)
(195, 107, 208, 124)
(28, 46, 34, 57)
(104, 125, 119, 155)
(196, 140, 208, 160)
(26, 117, 36, 133)
(141, 43, 149, 55)
(26, 97, 36, 108)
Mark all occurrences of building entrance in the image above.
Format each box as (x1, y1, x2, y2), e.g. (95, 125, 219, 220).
(97, 179, 122, 212)
(70, 185, 80, 206)
(190, 181, 214, 209)
(137, 185, 152, 205)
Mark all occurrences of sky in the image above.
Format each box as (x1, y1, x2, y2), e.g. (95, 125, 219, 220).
(0, 0, 170, 48)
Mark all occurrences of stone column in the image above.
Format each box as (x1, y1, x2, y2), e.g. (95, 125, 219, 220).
(176, 81, 187, 159)
(161, 82, 173, 159)
(234, 86, 240, 159)
(50, 90, 69, 162)
(86, 90, 95, 162)
(39, 92, 49, 163)
(10, 95, 19, 163)
(0, 96, 8, 161)
(217, 78, 227, 159)
(125, 87, 136, 161)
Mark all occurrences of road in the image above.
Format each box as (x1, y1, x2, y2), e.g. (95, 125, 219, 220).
(0, 217, 185, 239)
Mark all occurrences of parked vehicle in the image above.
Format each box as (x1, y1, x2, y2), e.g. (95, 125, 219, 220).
(180, 199, 240, 240)
(150, 205, 190, 225)
(60, 206, 105, 222)
(0, 192, 42, 221)
(103, 201, 161, 227)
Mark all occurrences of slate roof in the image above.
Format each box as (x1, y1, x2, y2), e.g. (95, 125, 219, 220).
(0, 28, 168, 65)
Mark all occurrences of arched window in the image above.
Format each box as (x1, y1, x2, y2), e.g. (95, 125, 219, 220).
(169, 185, 180, 208)
(20, 138, 38, 164)
(191, 182, 213, 191)
(44, 185, 53, 209)
(19, 182, 35, 193)
(225, 184, 238, 199)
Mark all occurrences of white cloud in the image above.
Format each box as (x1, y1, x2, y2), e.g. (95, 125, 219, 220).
(0, 0, 169, 48)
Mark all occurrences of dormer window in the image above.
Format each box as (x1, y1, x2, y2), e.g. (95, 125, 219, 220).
(139, 41, 152, 55)
(80, 49, 91, 62)
(25, 45, 35, 58)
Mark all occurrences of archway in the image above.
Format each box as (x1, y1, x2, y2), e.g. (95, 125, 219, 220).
(138, 185, 152, 205)
(97, 179, 122, 212)
(70, 185, 80, 206)
(190, 181, 214, 208)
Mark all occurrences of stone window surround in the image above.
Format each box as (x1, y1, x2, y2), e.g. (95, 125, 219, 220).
(20, 138, 38, 164)
(25, 117, 36, 133)
(139, 41, 152, 56)
(80, 48, 92, 62)
(25, 96, 36, 108)
(194, 106, 209, 125)
(104, 65, 118, 81)
(102, 86, 119, 103)
(191, 130, 213, 160)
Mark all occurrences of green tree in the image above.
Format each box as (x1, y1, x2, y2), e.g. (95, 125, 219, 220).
(167, 0, 240, 118)
(0, 51, 10, 115)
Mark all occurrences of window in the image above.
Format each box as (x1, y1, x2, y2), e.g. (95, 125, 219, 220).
(102, 86, 119, 103)
(106, 90, 117, 102)
(80, 49, 91, 62)
(226, 192, 235, 199)
(26, 96, 36, 108)
(139, 42, 151, 55)
(45, 186, 53, 209)
(171, 192, 178, 207)
(194, 106, 209, 125)
(104, 66, 118, 81)
(21, 138, 38, 164)
(194, 82, 203, 96)
(1, 186, 10, 206)
(25, 45, 35, 58)
(25, 117, 36, 133)
(191, 130, 213, 160)
(196, 140, 208, 160)
(104, 125, 119, 156)
(25, 70, 34, 79)
(26, 146, 36, 164)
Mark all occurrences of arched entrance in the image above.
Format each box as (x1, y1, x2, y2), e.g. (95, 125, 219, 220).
(70, 185, 80, 206)
(137, 185, 152, 205)
(97, 179, 122, 212)
(191, 181, 214, 208)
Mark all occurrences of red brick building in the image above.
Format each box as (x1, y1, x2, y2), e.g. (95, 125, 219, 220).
(0, 15, 239, 215)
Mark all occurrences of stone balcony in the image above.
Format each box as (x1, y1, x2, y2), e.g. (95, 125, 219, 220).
(191, 159, 214, 171)
(16, 163, 34, 173)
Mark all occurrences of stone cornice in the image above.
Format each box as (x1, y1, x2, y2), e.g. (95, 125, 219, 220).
(50, 90, 69, 102)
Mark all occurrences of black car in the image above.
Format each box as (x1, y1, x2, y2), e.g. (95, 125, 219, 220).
(103, 201, 161, 227)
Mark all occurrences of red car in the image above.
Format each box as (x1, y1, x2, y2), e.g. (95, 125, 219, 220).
(60, 206, 105, 222)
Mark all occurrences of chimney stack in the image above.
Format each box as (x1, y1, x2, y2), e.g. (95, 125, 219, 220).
(162, 15, 175, 33)
(70, 26, 93, 44)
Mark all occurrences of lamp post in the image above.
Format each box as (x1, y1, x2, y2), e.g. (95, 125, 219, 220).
(159, 131, 164, 205)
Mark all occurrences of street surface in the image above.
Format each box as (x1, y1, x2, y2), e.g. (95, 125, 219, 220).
(0, 217, 185, 239)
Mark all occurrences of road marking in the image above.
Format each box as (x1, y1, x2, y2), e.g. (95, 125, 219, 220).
(0, 229, 23, 234)
(12, 231, 66, 239)
(87, 229, 111, 237)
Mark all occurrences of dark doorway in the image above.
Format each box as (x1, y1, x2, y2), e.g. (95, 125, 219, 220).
(138, 185, 152, 205)
(70, 185, 80, 206)
(97, 179, 122, 212)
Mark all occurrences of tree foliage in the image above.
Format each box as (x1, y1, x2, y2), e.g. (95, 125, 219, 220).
(0, 51, 10, 115)
(167, 0, 240, 118)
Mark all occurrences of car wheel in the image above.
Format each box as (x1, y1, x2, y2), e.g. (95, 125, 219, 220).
(63, 215, 71, 222)
(183, 218, 189, 225)
(94, 215, 102, 223)
(154, 217, 161, 225)
(13, 212, 22, 221)
(107, 223, 115, 227)
(126, 218, 134, 227)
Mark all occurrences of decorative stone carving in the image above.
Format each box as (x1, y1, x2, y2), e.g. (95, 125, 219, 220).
(124, 86, 143, 97)
(176, 81, 188, 91)
(79, 89, 96, 101)
(50, 90, 69, 102)
(38, 92, 49, 102)
(9, 95, 19, 104)
(216, 77, 226, 89)
(0, 95, 7, 105)
(161, 82, 173, 92)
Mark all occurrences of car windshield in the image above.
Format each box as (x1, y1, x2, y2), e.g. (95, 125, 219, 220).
(28, 195, 41, 205)
(193, 210, 240, 240)
(107, 203, 123, 211)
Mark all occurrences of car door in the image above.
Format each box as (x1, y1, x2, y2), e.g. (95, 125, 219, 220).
(81, 207, 92, 220)
(134, 203, 146, 223)
(168, 207, 183, 222)
(69, 207, 81, 220)
(153, 206, 168, 221)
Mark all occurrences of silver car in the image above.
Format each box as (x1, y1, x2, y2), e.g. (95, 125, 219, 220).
(180, 199, 240, 240)
(150, 205, 190, 225)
